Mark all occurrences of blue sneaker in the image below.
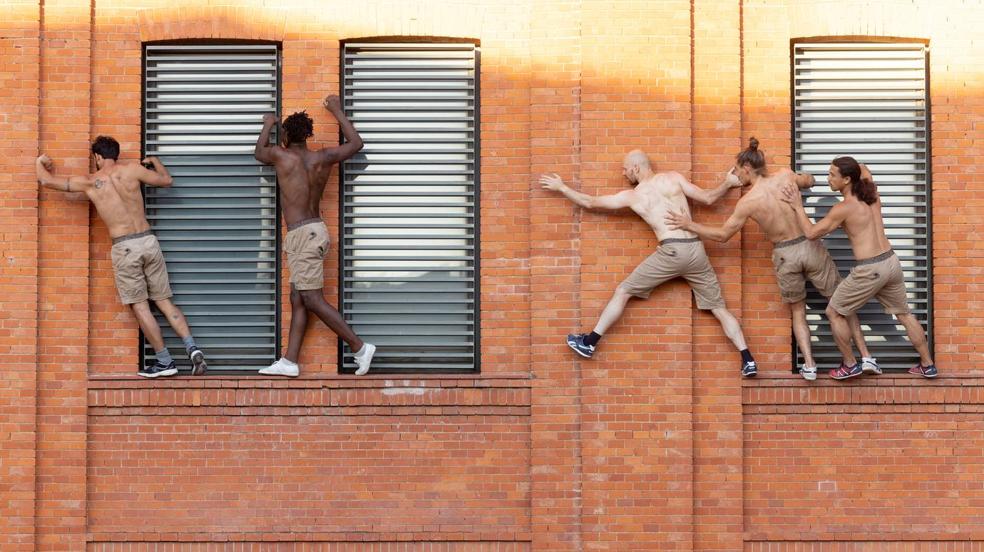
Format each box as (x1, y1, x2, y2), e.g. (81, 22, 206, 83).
(829, 362, 862, 380)
(138, 361, 178, 378)
(566, 333, 595, 358)
(741, 361, 757, 378)
(908, 363, 938, 378)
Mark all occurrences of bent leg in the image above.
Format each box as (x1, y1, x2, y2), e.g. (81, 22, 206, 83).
(826, 304, 856, 366)
(710, 307, 747, 351)
(299, 289, 364, 351)
(283, 285, 308, 363)
(847, 313, 872, 359)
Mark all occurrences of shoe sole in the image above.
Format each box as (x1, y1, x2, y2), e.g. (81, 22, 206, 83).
(861, 366, 882, 375)
(909, 370, 937, 379)
(742, 371, 757, 378)
(801, 372, 817, 381)
(258, 369, 298, 377)
(566, 341, 593, 359)
(190, 351, 208, 376)
(830, 372, 862, 381)
(138, 368, 178, 378)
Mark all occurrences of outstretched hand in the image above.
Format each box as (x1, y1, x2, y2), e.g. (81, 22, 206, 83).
(725, 167, 743, 188)
(538, 173, 565, 192)
(37, 154, 54, 171)
(664, 210, 692, 231)
(323, 95, 342, 112)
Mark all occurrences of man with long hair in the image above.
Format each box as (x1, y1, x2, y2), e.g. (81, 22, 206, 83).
(540, 150, 758, 377)
(781, 156, 936, 379)
(35, 136, 208, 378)
(665, 138, 876, 381)
(254, 95, 374, 377)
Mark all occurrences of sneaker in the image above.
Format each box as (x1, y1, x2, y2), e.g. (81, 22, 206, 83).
(742, 361, 757, 378)
(860, 357, 881, 375)
(138, 361, 178, 378)
(259, 358, 299, 377)
(189, 346, 208, 376)
(799, 364, 817, 381)
(354, 343, 376, 376)
(829, 362, 862, 380)
(908, 363, 938, 378)
(566, 334, 595, 359)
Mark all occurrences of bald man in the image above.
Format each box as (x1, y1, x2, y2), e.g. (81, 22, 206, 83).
(539, 150, 758, 377)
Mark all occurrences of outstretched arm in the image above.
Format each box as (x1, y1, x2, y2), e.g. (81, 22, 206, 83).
(254, 113, 279, 164)
(780, 184, 848, 240)
(35, 155, 92, 193)
(678, 169, 742, 207)
(665, 200, 751, 243)
(538, 173, 633, 211)
(135, 156, 173, 187)
(319, 95, 364, 164)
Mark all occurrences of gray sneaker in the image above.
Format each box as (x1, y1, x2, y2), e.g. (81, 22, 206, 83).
(861, 357, 881, 375)
(800, 364, 817, 381)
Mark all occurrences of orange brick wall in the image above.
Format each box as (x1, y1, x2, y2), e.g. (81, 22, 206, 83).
(1, 1, 982, 551)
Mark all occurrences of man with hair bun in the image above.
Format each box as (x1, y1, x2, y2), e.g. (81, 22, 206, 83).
(666, 138, 876, 381)
(254, 95, 375, 377)
(540, 149, 758, 377)
(780, 156, 936, 379)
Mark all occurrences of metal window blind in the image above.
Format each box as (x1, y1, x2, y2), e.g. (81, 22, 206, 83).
(340, 42, 479, 373)
(142, 43, 280, 371)
(792, 41, 931, 370)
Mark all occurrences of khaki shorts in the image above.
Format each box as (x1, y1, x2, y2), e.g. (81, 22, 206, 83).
(771, 236, 842, 303)
(618, 238, 726, 311)
(285, 219, 330, 291)
(110, 232, 173, 305)
(829, 251, 911, 316)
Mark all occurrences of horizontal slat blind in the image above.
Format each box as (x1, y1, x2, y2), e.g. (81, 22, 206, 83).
(340, 42, 479, 373)
(792, 41, 931, 370)
(142, 43, 280, 371)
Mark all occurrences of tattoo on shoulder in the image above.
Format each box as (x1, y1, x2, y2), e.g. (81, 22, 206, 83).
(95, 178, 106, 189)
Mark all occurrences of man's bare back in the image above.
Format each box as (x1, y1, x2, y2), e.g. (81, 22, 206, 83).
(37, 154, 172, 238)
(628, 173, 700, 241)
(734, 168, 809, 243)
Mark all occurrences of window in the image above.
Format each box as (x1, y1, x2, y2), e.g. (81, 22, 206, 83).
(142, 43, 280, 371)
(340, 42, 479, 373)
(792, 40, 932, 370)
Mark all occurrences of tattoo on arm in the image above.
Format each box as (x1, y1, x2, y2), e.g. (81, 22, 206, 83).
(94, 178, 105, 190)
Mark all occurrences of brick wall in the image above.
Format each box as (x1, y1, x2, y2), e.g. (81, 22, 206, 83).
(1, 1, 982, 551)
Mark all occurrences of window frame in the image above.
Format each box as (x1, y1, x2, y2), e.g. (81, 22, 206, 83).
(789, 36, 933, 372)
(337, 38, 481, 374)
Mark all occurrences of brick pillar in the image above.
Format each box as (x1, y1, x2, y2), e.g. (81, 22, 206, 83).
(529, 1, 584, 549)
(0, 2, 41, 551)
(36, 0, 91, 549)
(691, 1, 744, 550)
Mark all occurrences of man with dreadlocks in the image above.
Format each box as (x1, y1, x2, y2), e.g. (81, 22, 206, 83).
(254, 95, 375, 377)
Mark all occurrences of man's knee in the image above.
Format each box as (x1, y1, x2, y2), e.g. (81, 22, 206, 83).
(130, 300, 152, 316)
(825, 303, 844, 320)
(299, 289, 323, 309)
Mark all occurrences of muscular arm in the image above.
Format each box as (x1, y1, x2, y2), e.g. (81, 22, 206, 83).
(136, 156, 173, 187)
(538, 173, 633, 211)
(678, 170, 741, 206)
(784, 190, 849, 240)
(36, 155, 92, 193)
(254, 114, 279, 164)
(665, 199, 751, 243)
(319, 95, 364, 164)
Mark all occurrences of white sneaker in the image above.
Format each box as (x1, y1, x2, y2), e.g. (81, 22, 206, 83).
(800, 364, 818, 381)
(861, 357, 881, 375)
(353, 343, 375, 376)
(259, 358, 299, 377)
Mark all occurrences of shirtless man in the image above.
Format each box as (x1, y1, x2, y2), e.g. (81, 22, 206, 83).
(540, 150, 758, 377)
(665, 138, 875, 381)
(254, 95, 374, 377)
(35, 136, 207, 378)
(780, 156, 936, 379)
